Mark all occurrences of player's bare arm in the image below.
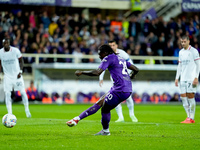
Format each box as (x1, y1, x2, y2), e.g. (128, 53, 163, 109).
(193, 78, 198, 86)
(175, 79, 179, 87)
(193, 59, 200, 86)
(75, 68, 104, 77)
(18, 57, 24, 79)
(128, 64, 139, 79)
(175, 61, 181, 87)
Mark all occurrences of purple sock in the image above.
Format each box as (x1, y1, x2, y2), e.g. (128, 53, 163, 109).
(101, 112, 111, 130)
(79, 103, 101, 120)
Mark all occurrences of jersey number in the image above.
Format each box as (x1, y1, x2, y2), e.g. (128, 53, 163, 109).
(119, 61, 128, 75)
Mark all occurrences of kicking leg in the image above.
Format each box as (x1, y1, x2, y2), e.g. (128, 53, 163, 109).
(66, 94, 106, 127)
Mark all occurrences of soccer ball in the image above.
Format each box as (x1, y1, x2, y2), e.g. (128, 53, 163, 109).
(2, 114, 17, 128)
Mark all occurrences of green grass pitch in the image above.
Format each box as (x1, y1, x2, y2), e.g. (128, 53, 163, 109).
(0, 103, 200, 150)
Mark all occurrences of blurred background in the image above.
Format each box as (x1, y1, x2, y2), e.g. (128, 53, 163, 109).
(0, 0, 200, 104)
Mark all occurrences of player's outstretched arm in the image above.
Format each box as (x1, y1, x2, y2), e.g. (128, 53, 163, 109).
(128, 64, 139, 79)
(75, 68, 104, 77)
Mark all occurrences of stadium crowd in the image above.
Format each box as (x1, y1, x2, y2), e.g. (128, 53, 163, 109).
(1, 9, 200, 66)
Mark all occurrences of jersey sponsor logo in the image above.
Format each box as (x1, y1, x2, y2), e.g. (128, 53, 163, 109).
(3, 59, 15, 64)
(123, 76, 131, 81)
(182, 60, 190, 65)
(16, 82, 22, 87)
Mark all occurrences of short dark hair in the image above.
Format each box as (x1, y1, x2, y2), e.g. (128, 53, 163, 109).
(2, 38, 10, 43)
(181, 35, 189, 40)
(98, 44, 116, 55)
(108, 40, 117, 44)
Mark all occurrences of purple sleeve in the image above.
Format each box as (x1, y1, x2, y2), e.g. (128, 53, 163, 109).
(126, 61, 131, 68)
(98, 56, 110, 70)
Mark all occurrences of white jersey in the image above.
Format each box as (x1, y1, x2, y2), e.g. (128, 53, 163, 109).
(0, 46, 22, 79)
(116, 48, 133, 65)
(99, 48, 133, 80)
(178, 45, 200, 81)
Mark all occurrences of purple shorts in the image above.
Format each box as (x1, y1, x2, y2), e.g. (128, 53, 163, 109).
(104, 89, 131, 109)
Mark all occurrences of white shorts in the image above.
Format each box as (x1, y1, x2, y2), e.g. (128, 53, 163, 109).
(3, 76, 25, 92)
(180, 81, 197, 94)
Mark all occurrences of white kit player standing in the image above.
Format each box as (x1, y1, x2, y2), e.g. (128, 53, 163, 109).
(0, 38, 31, 118)
(175, 35, 200, 123)
(99, 40, 138, 122)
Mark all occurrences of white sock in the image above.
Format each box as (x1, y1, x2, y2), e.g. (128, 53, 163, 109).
(181, 97, 190, 118)
(188, 98, 196, 120)
(5, 92, 12, 114)
(126, 96, 134, 117)
(20, 90, 30, 113)
(115, 103, 124, 120)
(74, 116, 80, 120)
(103, 128, 110, 132)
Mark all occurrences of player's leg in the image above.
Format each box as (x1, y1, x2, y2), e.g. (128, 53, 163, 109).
(180, 81, 190, 123)
(66, 93, 107, 127)
(95, 103, 112, 136)
(5, 91, 12, 114)
(181, 94, 189, 117)
(4, 77, 13, 114)
(126, 95, 138, 122)
(15, 77, 31, 118)
(186, 82, 197, 123)
(20, 88, 31, 118)
(95, 91, 131, 136)
(115, 103, 124, 122)
(187, 93, 196, 123)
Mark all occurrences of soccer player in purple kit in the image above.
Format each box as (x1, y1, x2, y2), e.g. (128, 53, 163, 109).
(66, 44, 139, 135)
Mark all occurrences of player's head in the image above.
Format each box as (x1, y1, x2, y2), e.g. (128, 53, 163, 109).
(108, 40, 118, 52)
(98, 44, 116, 60)
(2, 38, 10, 50)
(180, 35, 190, 49)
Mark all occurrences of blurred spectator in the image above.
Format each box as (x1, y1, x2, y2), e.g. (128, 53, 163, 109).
(49, 20, 58, 36)
(42, 93, 52, 104)
(110, 17, 122, 34)
(52, 92, 61, 102)
(29, 11, 36, 28)
(26, 80, 39, 101)
(170, 93, 180, 102)
(160, 93, 170, 103)
(132, 92, 142, 103)
(150, 93, 159, 104)
(63, 93, 75, 104)
(128, 16, 141, 43)
(41, 11, 51, 30)
(90, 92, 100, 104)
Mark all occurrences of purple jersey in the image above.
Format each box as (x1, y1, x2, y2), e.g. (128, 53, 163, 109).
(98, 53, 132, 92)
